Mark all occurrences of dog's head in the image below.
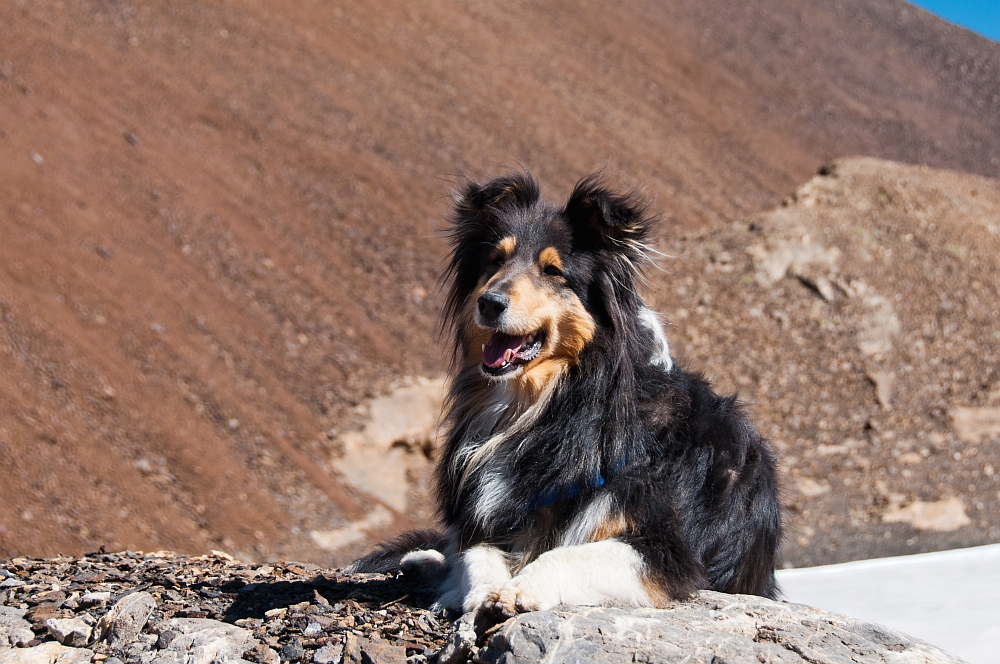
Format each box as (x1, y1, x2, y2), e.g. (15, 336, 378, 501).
(443, 171, 654, 396)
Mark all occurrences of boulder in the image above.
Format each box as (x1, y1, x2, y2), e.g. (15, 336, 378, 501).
(476, 591, 966, 664)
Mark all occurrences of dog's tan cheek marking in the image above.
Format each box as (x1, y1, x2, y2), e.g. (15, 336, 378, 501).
(538, 247, 563, 273)
(506, 275, 571, 400)
(506, 274, 558, 322)
(553, 292, 596, 362)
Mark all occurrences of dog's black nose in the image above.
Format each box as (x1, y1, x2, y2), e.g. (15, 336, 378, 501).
(478, 292, 508, 320)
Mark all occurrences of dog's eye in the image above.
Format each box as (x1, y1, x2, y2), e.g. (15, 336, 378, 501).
(490, 255, 505, 267)
(542, 265, 563, 277)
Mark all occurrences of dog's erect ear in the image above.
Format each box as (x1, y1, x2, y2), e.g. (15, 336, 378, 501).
(564, 173, 653, 259)
(452, 172, 540, 229)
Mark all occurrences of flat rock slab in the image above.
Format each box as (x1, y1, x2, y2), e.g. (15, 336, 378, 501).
(478, 591, 966, 664)
(0, 642, 95, 664)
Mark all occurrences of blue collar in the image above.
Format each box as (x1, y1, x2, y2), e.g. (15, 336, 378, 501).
(525, 456, 628, 512)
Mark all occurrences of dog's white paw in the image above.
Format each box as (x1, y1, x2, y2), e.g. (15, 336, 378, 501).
(461, 583, 506, 614)
(481, 576, 556, 618)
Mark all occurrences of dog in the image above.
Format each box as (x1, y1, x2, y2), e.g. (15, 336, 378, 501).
(349, 172, 781, 617)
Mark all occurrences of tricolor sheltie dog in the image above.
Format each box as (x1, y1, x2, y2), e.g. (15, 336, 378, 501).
(351, 172, 781, 616)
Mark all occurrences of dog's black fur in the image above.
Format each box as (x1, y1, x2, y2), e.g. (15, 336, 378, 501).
(352, 172, 781, 605)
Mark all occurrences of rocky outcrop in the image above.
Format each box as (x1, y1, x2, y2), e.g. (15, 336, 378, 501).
(0, 552, 970, 664)
(473, 591, 966, 664)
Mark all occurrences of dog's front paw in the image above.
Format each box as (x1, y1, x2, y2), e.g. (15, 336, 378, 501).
(461, 583, 504, 615)
(481, 577, 553, 618)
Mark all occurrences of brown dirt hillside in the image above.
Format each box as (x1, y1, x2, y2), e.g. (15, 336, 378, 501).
(661, 158, 1000, 567)
(0, 0, 998, 565)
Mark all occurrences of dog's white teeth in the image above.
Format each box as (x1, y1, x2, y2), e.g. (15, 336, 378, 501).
(503, 348, 513, 363)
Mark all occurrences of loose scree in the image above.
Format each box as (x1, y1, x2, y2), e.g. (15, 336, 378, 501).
(351, 172, 781, 617)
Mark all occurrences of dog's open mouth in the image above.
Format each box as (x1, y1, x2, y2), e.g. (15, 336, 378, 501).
(482, 331, 544, 375)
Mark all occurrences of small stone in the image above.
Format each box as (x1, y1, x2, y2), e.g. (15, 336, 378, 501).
(157, 629, 179, 649)
(25, 603, 68, 624)
(437, 612, 477, 664)
(867, 371, 895, 410)
(97, 591, 156, 649)
(0, 578, 25, 588)
(80, 591, 111, 607)
(46, 616, 93, 647)
(245, 642, 281, 664)
(312, 643, 343, 664)
(280, 637, 304, 661)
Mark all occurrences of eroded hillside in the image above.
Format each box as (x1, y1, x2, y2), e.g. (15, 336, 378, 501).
(1, 0, 998, 564)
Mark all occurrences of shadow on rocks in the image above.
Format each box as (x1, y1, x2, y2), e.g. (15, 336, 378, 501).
(222, 573, 442, 622)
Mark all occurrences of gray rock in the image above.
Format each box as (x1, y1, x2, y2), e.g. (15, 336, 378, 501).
(437, 611, 477, 664)
(0, 606, 32, 648)
(157, 629, 180, 649)
(311, 643, 342, 664)
(45, 616, 93, 647)
(10, 628, 36, 648)
(279, 636, 303, 661)
(148, 617, 257, 663)
(0, 578, 25, 589)
(95, 591, 157, 650)
(478, 591, 967, 664)
(341, 632, 406, 664)
(80, 591, 111, 608)
(0, 642, 95, 664)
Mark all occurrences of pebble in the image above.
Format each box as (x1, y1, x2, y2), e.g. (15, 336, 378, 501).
(80, 591, 111, 607)
(280, 636, 304, 661)
(312, 643, 343, 664)
(45, 617, 93, 647)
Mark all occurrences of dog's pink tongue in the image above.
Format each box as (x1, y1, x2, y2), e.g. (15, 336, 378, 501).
(483, 332, 527, 368)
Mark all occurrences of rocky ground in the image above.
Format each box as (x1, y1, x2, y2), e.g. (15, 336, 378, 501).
(0, 552, 969, 664)
(0, 551, 450, 664)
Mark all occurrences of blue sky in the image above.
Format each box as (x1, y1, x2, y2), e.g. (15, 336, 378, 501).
(906, 0, 1000, 41)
